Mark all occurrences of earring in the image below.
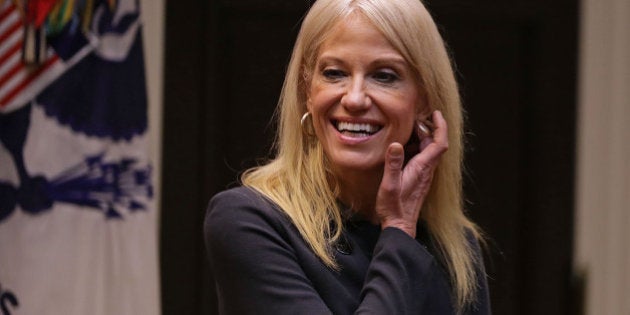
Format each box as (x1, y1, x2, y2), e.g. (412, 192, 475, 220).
(300, 112, 316, 137)
(417, 121, 432, 138)
(300, 112, 311, 126)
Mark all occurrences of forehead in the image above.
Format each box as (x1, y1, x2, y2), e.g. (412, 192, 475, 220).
(318, 13, 396, 54)
(314, 13, 410, 72)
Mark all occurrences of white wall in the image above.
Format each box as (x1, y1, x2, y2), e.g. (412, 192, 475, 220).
(140, 1, 164, 313)
(574, 0, 630, 314)
(140, 0, 164, 218)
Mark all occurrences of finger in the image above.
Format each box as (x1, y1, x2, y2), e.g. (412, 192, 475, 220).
(430, 110, 448, 148)
(379, 143, 404, 197)
(409, 110, 449, 166)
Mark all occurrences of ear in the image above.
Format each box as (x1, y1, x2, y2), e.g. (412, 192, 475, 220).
(417, 105, 432, 122)
(415, 84, 432, 121)
(302, 65, 313, 112)
(305, 78, 313, 111)
(306, 96, 312, 112)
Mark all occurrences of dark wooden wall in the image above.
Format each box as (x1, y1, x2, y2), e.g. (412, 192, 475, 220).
(160, 1, 579, 314)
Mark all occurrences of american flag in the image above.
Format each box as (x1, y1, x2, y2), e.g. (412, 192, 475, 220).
(0, 0, 60, 113)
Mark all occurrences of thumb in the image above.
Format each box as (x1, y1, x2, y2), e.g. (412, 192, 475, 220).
(379, 143, 404, 195)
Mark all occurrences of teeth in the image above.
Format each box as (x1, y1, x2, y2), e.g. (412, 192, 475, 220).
(336, 121, 380, 134)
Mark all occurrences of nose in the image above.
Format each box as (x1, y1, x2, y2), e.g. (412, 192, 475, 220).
(340, 77, 371, 111)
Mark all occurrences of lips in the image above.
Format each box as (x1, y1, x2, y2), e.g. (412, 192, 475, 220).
(332, 119, 382, 138)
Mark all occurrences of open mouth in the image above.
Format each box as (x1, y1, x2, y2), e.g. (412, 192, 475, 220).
(333, 120, 382, 138)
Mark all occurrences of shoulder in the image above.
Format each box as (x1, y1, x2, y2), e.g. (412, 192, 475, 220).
(463, 227, 485, 260)
(204, 186, 290, 241)
(208, 186, 270, 208)
(204, 186, 306, 272)
(206, 186, 285, 222)
(464, 229, 492, 314)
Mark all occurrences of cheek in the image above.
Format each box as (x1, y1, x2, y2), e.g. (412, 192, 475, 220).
(309, 85, 337, 116)
(391, 99, 419, 141)
(397, 117, 416, 143)
(307, 89, 333, 137)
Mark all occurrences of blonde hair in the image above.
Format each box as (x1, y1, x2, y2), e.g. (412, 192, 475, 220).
(242, 0, 482, 311)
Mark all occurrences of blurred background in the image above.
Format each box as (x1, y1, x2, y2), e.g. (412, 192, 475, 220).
(0, 0, 627, 314)
(157, 0, 629, 314)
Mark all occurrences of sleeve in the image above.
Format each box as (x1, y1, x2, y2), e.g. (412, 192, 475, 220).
(204, 190, 443, 315)
(356, 227, 437, 314)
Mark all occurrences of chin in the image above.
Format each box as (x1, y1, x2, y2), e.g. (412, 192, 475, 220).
(328, 152, 385, 175)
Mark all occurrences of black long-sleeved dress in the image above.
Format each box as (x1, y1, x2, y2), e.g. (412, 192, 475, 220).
(204, 186, 491, 314)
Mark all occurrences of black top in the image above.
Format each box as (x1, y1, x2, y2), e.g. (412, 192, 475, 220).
(204, 186, 491, 314)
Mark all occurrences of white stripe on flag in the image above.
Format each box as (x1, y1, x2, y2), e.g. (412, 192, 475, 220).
(0, 43, 20, 78)
(2, 53, 61, 112)
(0, 52, 23, 95)
(0, 1, 61, 112)
(0, 28, 23, 63)
(0, 5, 19, 35)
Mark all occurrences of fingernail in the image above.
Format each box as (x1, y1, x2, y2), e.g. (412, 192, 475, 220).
(391, 144, 403, 157)
(389, 144, 403, 167)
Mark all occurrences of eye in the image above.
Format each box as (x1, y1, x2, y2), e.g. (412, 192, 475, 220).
(372, 70, 400, 84)
(322, 68, 346, 80)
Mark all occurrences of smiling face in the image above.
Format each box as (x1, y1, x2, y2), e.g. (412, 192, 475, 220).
(307, 13, 422, 179)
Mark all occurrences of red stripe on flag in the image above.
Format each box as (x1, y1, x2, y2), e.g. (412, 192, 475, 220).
(0, 40, 22, 65)
(0, 19, 21, 43)
(0, 57, 23, 87)
(0, 54, 60, 107)
(0, 4, 16, 22)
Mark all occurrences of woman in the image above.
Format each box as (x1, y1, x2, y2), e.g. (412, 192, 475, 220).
(204, 0, 490, 314)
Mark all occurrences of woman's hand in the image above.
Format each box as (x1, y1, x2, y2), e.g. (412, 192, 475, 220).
(375, 110, 449, 238)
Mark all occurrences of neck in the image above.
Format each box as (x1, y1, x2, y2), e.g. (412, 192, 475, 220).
(334, 166, 383, 224)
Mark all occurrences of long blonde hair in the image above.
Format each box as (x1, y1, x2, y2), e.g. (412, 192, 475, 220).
(242, 0, 482, 311)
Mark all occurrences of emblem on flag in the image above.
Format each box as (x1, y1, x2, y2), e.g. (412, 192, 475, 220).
(0, 0, 151, 222)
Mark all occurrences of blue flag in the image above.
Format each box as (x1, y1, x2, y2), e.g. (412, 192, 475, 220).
(0, 0, 159, 314)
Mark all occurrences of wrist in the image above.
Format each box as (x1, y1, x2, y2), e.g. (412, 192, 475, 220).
(381, 219, 417, 238)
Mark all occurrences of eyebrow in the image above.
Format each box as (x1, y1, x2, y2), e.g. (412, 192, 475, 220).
(316, 55, 409, 68)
